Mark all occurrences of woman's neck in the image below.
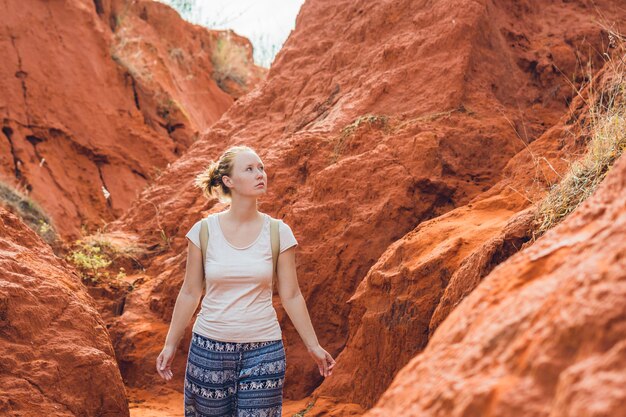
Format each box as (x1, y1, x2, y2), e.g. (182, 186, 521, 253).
(223, 201, 261, 223)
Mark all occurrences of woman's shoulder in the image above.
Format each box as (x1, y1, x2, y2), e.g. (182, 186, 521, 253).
(193, 214, 213, 225)
(262, 212, 289, 226)
(188, 214, 217, 232)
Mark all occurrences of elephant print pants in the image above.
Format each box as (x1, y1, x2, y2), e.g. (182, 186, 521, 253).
(184, 331, 286, 417)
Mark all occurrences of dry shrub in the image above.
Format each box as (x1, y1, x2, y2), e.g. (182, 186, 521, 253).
(211, 31, 251, 89)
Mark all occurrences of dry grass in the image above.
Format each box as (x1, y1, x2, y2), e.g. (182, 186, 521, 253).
(341, 114, 390, 137)
(292, 401, 316, 417)
(110, 5, 155, 83)
(168, 47, 186, 63)
(391, 104, 475, 133)
(329, 114, 389, 164)
(211, 31, 252, 90)
(326, 105, 476, 166)
(531, 28, 626, 240)
(156, 93, 190, 126)
(0, 181, 59, 247)
(111, 36, 154, 82)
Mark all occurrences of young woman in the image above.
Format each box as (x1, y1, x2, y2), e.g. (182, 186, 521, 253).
(156, 145, 335, 417)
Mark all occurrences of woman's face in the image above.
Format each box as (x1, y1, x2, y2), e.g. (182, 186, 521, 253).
(223, 151, 267, 197)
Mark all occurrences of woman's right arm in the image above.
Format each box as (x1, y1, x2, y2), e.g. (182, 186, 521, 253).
(156, 241, 204, 381)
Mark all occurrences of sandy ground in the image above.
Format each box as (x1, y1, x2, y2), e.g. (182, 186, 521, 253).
(128, 387, 183, 417)
(127, 387, 315, 417)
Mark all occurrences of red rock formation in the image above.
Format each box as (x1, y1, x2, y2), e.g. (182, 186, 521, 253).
(313, 82, 590, 408)
(3, 0, 623, 415)
(364, 103, 626, 417)
(0, 207, 128, 416)
(105, 0, 626, 410)
(0, 0, 263, 240)
(312, 14, 626, 411)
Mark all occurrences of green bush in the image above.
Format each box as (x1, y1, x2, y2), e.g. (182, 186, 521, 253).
(66, 233, 143, 284)
(66, 240, 113, 283)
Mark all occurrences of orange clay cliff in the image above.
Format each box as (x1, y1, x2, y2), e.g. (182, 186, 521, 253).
(1, 0, 625, 416)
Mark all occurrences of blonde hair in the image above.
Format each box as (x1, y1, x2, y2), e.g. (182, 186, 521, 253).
(194, 145, 258, 203)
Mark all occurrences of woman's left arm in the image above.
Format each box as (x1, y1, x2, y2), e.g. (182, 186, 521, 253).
(276, 246, 336, 377)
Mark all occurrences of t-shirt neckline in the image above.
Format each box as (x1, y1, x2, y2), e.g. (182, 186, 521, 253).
(215, 212, 268, 250)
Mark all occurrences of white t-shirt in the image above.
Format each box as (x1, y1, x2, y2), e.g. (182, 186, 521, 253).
(185, 211, 298, 342)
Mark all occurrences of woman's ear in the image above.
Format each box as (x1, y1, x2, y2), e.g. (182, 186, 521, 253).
(222, 175, 232, 188)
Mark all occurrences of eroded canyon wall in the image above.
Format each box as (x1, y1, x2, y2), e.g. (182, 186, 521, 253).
(0, 207, 129, 416)
(106, 0, 626, 406)
(364, 105, 626, 417)
(0, 0, 263, 240)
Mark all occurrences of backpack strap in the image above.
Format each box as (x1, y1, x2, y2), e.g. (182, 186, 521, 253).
(199, 217, 209, 277)
(269, 218, 280, 291)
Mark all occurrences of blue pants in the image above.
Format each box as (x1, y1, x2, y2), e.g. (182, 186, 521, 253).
(184, 331, 286, 417)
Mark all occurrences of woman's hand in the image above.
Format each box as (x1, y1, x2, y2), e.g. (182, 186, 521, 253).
(156, 345, 176, 381)
(307, 345, 336, 377)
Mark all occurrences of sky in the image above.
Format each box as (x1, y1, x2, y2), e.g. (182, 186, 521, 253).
(159, 0, 306, 68)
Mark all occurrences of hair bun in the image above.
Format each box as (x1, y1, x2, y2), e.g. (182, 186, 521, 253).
(194, 144, 257, 203)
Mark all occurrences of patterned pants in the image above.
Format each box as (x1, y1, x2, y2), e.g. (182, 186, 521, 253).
(184, 331, 286, 417)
